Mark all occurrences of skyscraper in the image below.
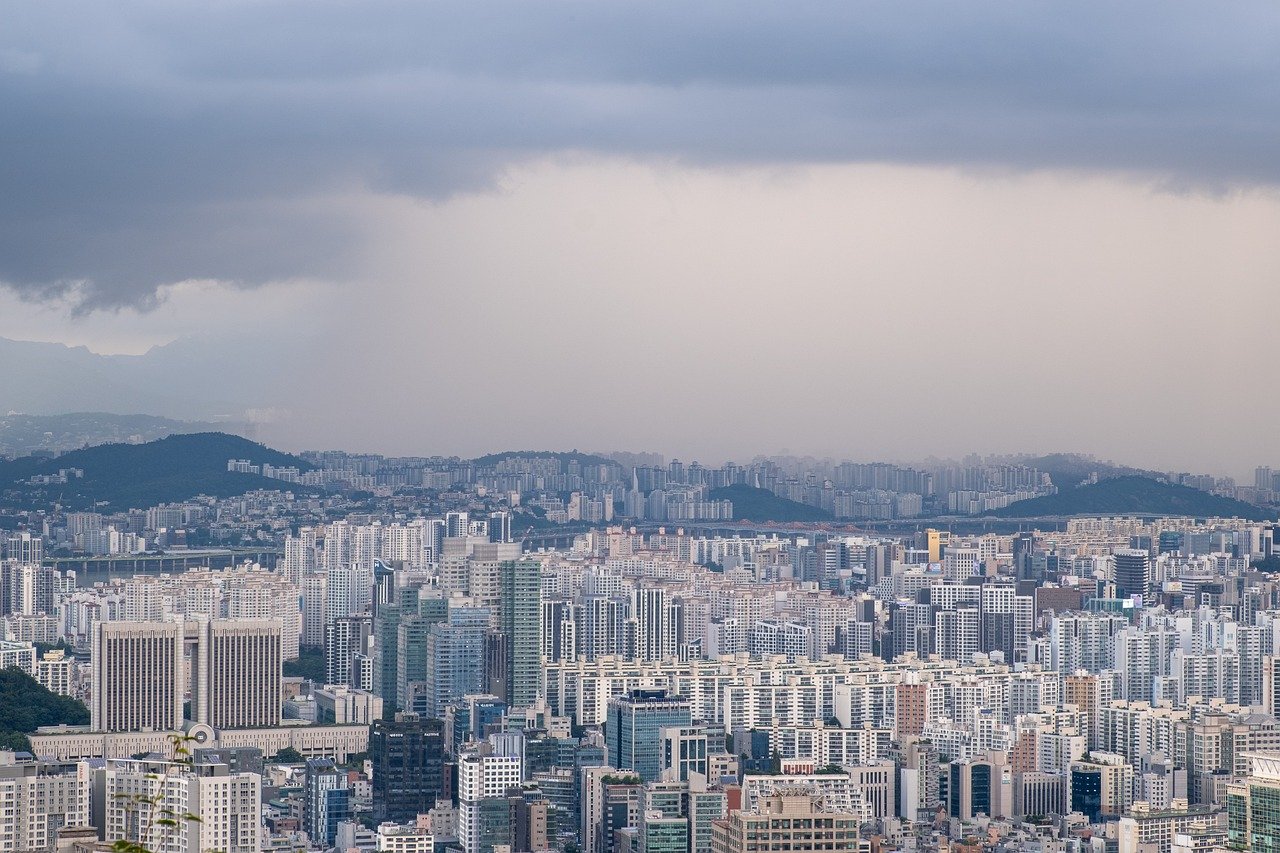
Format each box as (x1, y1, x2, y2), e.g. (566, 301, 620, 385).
(370, 713, 446, 823)
(91, 620, 184, 733)
(424, 604, 490, 717)
(607, 690, 692, 783)
(1114, 549, 1152, 603)
(499, 559, 542, 708)
(304, 758, 350, 847)
(192, 618, 282, 730)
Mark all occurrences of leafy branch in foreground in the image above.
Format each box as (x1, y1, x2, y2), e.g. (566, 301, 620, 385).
(109, 733, 202, 853)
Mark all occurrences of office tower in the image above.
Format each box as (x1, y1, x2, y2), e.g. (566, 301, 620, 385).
(500, 559, 542, 707)
(304, 758, 351, 847)
(1114, 549, 1152, 603)
(424, 604, 490, 717)
(710, 792, 863, 853)
(659, 727, 708, 782)
(607, 690, 692, 783)
(373, 586, 424, 708)
(370, 713, 447, 823)
(97, 756, 261, 853)
(399, 595, 448, 705)
(0, 753, 87, 853)
(638, 789, 689, 853)
(445, 694, 507, 756)
(192, 618, 282, 729)
(91, 620, 184, 732)
(948, 755, 1009, 820)
(1069, 753, 1134, 822)
(457, 745, 523, 853)
(488, 511, 512, 544)
(1227, 754, 1280, 850)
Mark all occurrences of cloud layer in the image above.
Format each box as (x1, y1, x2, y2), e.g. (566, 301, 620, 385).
(4, 1, 1280, 308)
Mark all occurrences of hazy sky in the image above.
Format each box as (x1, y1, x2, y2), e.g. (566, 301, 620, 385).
(2, 2, 1279, 473)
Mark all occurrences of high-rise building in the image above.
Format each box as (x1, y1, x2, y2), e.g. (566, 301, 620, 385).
(1227, 753, 1280, 851)
(4, 532, 43, 564)
(301, 574, 328, 648)
(193, 618, 282, 730)
(499, 559, 542, 708)
(0, 752, 87, 853)
(607, 690, 692, 783)
(96, 756, 260, 853)
(370, 714, 446, 823)
(326, 615, 372, 687)
(304, 758, 351, 847)
(457, 743, 523, 853)
(423, 604, 490, 718)
(1115, 549, 1153, 603)
(91, 620, 185, 733)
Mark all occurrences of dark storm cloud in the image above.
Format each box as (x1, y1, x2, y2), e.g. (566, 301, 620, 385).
(2, 0, 1278, 308)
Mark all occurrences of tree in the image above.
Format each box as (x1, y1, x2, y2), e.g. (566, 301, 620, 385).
(110, 733, 203, 853)
(272, 747, 305, 763)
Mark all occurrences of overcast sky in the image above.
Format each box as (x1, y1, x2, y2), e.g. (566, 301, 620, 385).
(2, 1, 1279, 474)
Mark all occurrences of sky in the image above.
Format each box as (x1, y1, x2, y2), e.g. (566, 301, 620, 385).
(2, 1, 1279, 474)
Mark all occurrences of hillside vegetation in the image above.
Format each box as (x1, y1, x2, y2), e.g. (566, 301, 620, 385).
(0, 432, 313, 510)
(0, 667, 90, 751)
(709, 484, 833, 523)
(988, 476, 1273, 521)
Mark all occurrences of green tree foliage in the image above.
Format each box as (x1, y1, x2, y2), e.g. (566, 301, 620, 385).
(272, 747, 305, 763)
(110, 734, 203, 853)
(707, 484, 833, 523)
(283, 647, 326, 682)
(989, 476, 1273, 521)
(0, 666, 89, 748)
(0, 432, 314, 510)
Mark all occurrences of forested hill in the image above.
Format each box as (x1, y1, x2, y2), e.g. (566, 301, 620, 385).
(0, 432, 312, 510)
(988, 475, 1273, 521)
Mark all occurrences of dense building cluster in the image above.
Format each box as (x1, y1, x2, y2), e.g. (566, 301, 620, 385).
(8, 456, 1280, 853)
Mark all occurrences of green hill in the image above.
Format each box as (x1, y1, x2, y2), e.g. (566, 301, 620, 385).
(709, 484, 832, 523)
(1019, 453, 1159, 489)
(0, 432, 313, 510)
(988, 476, 1273, 521)
(0, 667, 90, 751)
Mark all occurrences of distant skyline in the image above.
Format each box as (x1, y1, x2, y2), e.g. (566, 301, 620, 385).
(2, 3, 1278, 476)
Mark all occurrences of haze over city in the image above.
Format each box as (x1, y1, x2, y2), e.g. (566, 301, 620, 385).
(2, 2, 1278, 471)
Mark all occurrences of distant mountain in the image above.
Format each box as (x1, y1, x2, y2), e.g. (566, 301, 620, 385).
(709, 484, 833, 523)
(471, 450, 619, 469)
(1017, 453, 1160, 489)
(0, 432, 314, 510)
(0, 412, 246, 458)
(987, 475, 1273, 521)
(0, 334, 311, 423)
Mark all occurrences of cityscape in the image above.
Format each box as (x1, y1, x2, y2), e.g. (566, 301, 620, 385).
(3, 3, 1280, 853)
(3, 434, 1280, 853)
